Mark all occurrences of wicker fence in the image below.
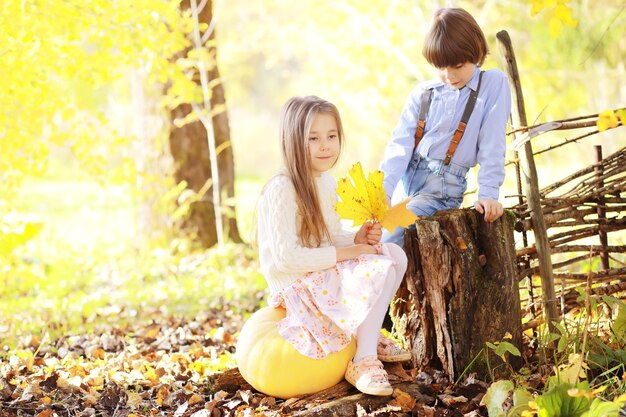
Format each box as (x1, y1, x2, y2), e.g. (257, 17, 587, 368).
(507, 113, 625, 324)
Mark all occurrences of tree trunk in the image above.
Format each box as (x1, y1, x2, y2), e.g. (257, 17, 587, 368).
(390, 209, 522, 379)
(168, 0, 241, 247)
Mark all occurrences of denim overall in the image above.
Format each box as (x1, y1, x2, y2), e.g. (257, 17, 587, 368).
(381, 155, 469, 246)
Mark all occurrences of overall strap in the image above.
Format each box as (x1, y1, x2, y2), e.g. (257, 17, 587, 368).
(412, 88, 433, 156)
(443, 70, 484, 165)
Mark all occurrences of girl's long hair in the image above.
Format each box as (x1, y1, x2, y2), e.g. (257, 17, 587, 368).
(278, 95, 344, 247)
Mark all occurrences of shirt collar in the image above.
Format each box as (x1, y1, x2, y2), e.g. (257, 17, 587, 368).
(435, 66, 481, 93)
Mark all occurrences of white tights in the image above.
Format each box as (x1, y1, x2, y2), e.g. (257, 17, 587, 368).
(353, 243, 408, 361)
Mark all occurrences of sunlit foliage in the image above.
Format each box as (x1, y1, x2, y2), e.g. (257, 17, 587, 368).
(0, 0, 193, 200)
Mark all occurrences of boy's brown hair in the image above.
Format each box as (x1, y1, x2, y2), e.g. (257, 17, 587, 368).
(422, 8, 488, 68)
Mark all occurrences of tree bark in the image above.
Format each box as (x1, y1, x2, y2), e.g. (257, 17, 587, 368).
(390, 209, 522, 379)
(168, 0, 241, 247)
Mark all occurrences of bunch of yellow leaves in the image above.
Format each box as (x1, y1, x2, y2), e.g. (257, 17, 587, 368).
(335, 163, 417, 232)
(597, 108, 626, 132)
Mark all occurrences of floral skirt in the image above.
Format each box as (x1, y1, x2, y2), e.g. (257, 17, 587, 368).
(269, 246, 395, 359)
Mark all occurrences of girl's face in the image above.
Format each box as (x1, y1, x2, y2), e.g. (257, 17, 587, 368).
(308, 112, 340, 177)
(437, 62, 477, 89)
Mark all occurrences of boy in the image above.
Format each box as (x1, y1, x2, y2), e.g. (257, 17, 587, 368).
(380, 7, 511, 246)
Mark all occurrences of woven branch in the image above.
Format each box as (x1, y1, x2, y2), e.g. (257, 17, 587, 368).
(512, 147, 626, 211)
(507, 109, 624, 136)
(534, 129, 600, 155)
(517, 205, 626, 231)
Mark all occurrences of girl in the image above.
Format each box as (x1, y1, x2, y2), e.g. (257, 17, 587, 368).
(256, 95, 409, 396)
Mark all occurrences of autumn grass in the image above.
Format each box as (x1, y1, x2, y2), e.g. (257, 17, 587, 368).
(1, 170, 267, 352)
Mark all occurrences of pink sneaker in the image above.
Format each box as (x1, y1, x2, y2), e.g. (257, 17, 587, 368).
(345, 356, 393, 396)
(377, 334, 412, 362)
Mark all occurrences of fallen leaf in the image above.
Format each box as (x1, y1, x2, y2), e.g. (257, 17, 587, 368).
(386, 362, 414, 382)
(214, 390, 230, 401)
(174, 402, 188, 417)
(188, 393, 203, 405)
(155, 385, 170, 407)
(390, 388, 417, 411)
(126, 392, 143, 408)
(87, 347, 105, 360)
(40, 373, 59, 391)
(438, 393, 469, 405)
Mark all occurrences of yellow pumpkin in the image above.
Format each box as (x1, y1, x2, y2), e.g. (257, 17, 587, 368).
(236, 306, 356, 399)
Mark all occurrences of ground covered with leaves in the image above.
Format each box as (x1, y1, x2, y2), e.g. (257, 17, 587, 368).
(0, 297, 504, 417)
(3, 298, 624, 417)
(1, 243, 625, 417)
(1, 302, 244, 417)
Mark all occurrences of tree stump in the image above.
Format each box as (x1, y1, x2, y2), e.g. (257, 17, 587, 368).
(390, 208, 522, 379)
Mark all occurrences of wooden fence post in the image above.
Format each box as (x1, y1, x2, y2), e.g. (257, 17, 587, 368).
(496, 30, 559, 330)
(594, 145, 610, 270)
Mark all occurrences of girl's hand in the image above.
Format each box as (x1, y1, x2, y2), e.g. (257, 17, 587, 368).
(336, 244, 378, 261)
(354, 222, 382, 245)
(365, 222, 382, 245)
(474, 199, 504, 223)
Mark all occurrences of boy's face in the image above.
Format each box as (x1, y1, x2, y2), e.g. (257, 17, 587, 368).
(437, 62, 477, 89)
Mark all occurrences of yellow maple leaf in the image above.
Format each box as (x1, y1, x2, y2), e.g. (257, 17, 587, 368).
(554, 3, 577, 28)
(380, 198, 416, 232)
(529, 0, 554, 17)
(336, 162, 416, 232)
(597, 110, 619, 132)
(616, 108, 626, 125)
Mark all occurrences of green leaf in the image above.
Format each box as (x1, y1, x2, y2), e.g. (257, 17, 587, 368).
(514, 387, 534, 406)
(553, 321, 568, 335)
(612, 304, 626, 343)
(508, 388, 535, 417)
(600, 296, 621, 309)
(484, 380, 514, 417)
(581, 398, 623, 417)
(558, 334, 569, 353)
(495, 341, 521, 358)
(536, 382, 592, 417)
(545, 332, 561, 344)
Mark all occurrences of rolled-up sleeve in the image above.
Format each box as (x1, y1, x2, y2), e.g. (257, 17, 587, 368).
(379, 86, 423, 199)
(476, 74, 511, 200)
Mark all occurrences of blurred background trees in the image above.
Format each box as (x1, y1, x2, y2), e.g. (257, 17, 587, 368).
(0, 0, 624, 367)
(2, 0, 624, 251)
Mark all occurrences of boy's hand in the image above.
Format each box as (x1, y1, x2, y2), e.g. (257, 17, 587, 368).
(354, 222, 383, 245)
(474, 199, 504, 223)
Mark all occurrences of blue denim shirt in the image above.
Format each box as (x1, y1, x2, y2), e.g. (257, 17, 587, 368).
(380, 67, 511, 201)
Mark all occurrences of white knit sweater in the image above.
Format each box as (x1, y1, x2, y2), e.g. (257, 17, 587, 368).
(257, 172, 356, 292)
